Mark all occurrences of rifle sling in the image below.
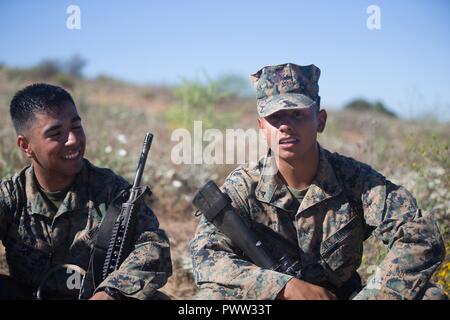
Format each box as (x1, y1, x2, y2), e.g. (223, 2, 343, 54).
(88, 186, 151, 288)
(90, 188, 130, 288)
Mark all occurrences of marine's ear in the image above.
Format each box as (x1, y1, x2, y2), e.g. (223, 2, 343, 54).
(17, 135, 34, 159)
(257, 117, 264, 129)
(317, 109, 327, 133)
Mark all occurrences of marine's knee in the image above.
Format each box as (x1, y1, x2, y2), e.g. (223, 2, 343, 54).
(419, 283, 448, 300)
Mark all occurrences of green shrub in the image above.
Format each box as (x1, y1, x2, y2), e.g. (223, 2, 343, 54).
(164, 76, 241, 131)
(344, 98, 396, 118)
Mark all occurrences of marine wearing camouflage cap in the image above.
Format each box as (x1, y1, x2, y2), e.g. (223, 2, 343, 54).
(190, 62, 448, 300)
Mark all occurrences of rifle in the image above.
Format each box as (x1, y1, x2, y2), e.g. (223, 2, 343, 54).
(101, 132, 153, 278)
(192, 180, 361, 300)
(79, 132, 153, 299)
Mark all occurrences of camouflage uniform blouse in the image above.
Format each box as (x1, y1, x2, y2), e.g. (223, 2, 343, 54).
(190, 145, 445, 300)
(0, 159, 172, 299)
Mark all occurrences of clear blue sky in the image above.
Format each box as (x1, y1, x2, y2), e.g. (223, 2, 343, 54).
(1, 0, 449, 120)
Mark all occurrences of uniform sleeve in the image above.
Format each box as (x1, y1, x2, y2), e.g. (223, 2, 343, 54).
(95, 183, 172, 299)
(0, 180, 15, 243)
(189, 171, 293, 300)
(352, 164, 445, 300)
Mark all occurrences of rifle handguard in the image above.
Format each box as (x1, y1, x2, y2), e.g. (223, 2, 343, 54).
(193, 180, 280, 271)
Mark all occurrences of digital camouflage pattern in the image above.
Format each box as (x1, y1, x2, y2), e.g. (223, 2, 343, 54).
(190, 145, 447, 300)
(0, 159, 172, 299)
(250, 63, 321, 117)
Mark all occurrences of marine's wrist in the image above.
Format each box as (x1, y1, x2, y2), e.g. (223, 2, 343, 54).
(276, 277, 297, 300)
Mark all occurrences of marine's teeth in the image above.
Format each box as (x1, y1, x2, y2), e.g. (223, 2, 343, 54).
(63, 151, 80, 160)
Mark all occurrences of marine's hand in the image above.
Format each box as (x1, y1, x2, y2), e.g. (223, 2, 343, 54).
(89, 291, 115, 300)
(276, 277, 337, 300)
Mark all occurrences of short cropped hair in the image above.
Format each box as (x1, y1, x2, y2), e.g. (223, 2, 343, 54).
(10, 83, 75, 134)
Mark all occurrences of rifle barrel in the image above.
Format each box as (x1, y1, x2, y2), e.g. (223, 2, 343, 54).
(132, 132, 153, 190)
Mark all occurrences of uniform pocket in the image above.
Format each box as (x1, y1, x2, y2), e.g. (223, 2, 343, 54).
(320, 215, 364, 284)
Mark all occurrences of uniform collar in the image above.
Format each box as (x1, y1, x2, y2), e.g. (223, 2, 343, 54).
(26, 160, 91, 219)
(255, 144, 342, 213)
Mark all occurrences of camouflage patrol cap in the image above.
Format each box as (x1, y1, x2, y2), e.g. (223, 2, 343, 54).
(250, 63, 321, 117)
